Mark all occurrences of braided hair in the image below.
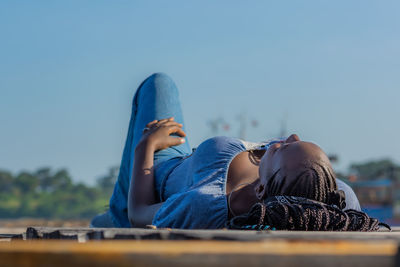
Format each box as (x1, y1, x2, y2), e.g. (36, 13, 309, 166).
(227, 196, 390, 231)
(264, 162, 346, 209)
(242, 145, 389, 231)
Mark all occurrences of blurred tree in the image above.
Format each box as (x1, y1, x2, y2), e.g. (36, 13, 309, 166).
(0, 169, 13, 193)
(350, 159, 400, 181)
(14, 171, 39, 194)
(96, 166, 119, 197)
(51, 169, 73, 191)
(36, 168, 72, 192)
(35, 167, 52, 192)
(0, 167, 114, 219)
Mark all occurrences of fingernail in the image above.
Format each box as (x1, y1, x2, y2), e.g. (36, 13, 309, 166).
(180, 138, 185, 143)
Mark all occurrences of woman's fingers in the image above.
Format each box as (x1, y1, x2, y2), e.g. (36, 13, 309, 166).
(162, 121, 183, 128)
(146, 117, 174, 127)
(146, 120, 158, 128)
(149, 121, 182, 130)
(167, 125, 186, 137)
(158, 117, 174, 124)
(146, 118, 176, 130)
(166, 136, 186, 147)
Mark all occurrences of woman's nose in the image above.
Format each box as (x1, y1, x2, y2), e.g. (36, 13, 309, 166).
(285, 134, 300, 143)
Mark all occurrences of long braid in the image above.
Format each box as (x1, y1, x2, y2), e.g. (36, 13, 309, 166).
(227, 196, 390, 231)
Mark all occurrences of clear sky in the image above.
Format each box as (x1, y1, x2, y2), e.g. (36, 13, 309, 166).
(1, 1, 399, 184)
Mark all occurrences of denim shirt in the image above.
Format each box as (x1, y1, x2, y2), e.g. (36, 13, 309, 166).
(152, 136, 246, 229)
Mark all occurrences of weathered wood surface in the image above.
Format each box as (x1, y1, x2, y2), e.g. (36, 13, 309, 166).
(0, 228, 25, 241)
(0, 239, 398, 267)
(0, 226, 399, 241)
(22, 226, 400, 242)
(2, 227, 400, 266)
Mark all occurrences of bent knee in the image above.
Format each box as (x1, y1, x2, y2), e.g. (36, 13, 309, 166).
(149, 72, 173, 82)
(139, 72, 178, 96)
(147, 72, 176, 89)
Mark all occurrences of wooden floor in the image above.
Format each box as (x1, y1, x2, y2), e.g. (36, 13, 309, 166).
(1, 227, 400, 266)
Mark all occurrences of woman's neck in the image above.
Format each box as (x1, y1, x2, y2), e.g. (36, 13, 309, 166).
(227, 179, 260, 219)
(226, 151, 262, 194)
(226, 150, 264, 218)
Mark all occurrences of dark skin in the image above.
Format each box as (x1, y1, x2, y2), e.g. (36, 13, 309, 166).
(128, 118, 332, 227)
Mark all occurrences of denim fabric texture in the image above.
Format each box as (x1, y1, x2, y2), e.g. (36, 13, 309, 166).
(152, 136, 246, 229)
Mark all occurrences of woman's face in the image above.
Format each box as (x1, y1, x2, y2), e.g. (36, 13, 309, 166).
(257, 134, 332, 199)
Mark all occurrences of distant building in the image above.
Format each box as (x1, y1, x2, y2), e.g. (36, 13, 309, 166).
(347, 178, 396, 223)
(349, 179, 392, 205)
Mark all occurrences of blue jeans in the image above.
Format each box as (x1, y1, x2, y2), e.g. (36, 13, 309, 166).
(109, 73, 191, 227)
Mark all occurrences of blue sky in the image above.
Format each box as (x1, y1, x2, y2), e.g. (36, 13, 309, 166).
(1, 1, 400, 184)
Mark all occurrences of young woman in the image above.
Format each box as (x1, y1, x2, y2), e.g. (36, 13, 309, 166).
(91, 73, 361, 229)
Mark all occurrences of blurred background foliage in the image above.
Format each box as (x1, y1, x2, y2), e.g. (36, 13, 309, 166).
(0, 167, 118, 219)
(349, 159, 400, 181)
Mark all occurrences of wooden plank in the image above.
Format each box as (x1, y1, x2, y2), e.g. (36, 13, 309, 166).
(0, 240, 397, 267)
(1, 240, 397, 255)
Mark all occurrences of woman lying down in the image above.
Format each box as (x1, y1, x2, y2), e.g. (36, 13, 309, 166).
(91, 73, 389, 231)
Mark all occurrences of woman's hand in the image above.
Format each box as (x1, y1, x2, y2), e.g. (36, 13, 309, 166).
(140, 117, 186, 151)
